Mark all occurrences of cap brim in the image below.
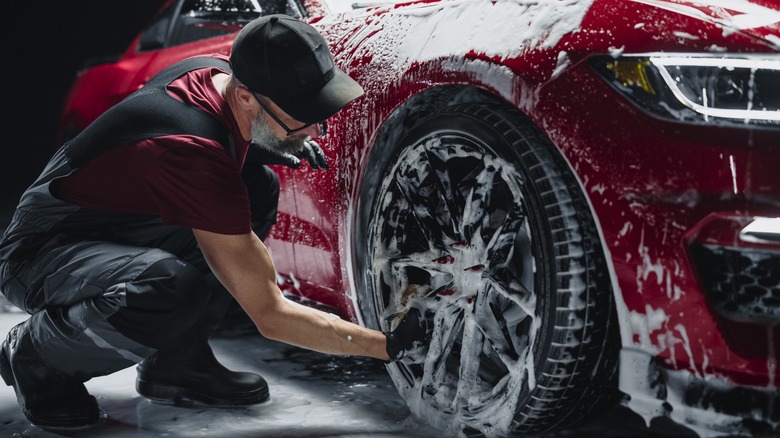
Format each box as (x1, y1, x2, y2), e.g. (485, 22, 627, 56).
(273, 68, 365, 124)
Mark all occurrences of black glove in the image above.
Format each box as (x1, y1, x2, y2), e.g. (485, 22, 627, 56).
(384, 307, 433, 362)
(296, 139, 328, 170)
(249, 139, 328, 170)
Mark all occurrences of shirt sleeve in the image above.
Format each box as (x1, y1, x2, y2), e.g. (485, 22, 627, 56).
(144, 137, 252, 235)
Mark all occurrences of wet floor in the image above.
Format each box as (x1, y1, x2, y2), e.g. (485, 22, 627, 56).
(0, 306, 440, 438)
(0, 302, 701, 438)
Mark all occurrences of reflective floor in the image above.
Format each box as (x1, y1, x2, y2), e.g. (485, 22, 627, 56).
(0, 304, 439, 438)
(0, 297, 699, 438)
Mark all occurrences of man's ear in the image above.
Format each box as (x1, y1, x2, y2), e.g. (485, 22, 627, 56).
(234, 84, 256, 112)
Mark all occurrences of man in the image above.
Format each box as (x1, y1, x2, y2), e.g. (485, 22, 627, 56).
(0, 15, 429, 431)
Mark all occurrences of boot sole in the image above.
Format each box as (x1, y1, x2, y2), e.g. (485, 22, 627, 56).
(137, 377, 269, 407)
(25, 416, 104, 433)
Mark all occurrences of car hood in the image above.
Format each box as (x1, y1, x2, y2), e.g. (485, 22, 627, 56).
(315, 0, 780, 106)
(628, 0, 780, 49)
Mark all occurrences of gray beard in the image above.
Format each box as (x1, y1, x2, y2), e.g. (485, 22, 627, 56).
(250, 112, 305, 155)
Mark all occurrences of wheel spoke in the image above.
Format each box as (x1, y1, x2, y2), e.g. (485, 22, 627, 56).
(386, 181, 436, 250)
(375, 187, 433, 257)
(473, 286, 518, 365)
(484, 273, 535, 318)
(485, 204, 527, 270)
(484, 279, 539, 393)
(423, 147, 466, 239)
(461, 164, 497, 240)
(381, 254, 455, 317)
(419, 303, 465, 410)
(454, 309, 486, 402)
(458, 282, 539, 420)
(393, 154, 460, 245)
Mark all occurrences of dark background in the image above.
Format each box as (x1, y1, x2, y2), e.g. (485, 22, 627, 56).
(2, 1, 166, 226)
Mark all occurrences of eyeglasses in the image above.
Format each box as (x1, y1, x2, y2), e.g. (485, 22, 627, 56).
(252, 93, 327, 138)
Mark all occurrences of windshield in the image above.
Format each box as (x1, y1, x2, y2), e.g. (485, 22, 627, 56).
(139, 0, 303, 51)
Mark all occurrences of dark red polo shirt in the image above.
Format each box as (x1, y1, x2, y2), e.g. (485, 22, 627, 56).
(57, 55, 253, 235)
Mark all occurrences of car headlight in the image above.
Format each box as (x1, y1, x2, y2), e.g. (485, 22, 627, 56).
(591, 54, 780, 128)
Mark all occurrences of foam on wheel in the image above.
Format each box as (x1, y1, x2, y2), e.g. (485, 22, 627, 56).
(355, 103, 620, 437)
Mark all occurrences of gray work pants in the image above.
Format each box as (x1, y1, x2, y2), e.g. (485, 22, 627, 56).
(1, 223, 232, 382)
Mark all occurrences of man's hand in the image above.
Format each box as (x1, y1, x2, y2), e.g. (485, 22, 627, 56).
(296, 139, 328, 169)
(250, 139, 328, 170)
(385, 307, 433, 362)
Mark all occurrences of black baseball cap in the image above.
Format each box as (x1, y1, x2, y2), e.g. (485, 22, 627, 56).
(230, 14, 364, 124)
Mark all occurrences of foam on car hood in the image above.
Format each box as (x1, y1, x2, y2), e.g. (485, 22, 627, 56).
(630, 0, 780, 48)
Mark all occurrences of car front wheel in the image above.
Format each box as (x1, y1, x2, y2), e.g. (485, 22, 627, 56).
(355, 103, 620, 437)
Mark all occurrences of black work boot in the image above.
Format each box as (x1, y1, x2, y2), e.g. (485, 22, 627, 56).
(136, 336, 268, 407)
(0, 319, 102, 431)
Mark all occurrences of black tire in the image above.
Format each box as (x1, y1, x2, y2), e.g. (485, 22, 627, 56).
(354, 103, 620, 437)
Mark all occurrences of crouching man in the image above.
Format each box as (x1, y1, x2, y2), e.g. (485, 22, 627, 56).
(0, 15, 429, 431)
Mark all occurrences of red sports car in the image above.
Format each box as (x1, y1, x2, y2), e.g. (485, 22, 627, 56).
(58, 0, 780, 436)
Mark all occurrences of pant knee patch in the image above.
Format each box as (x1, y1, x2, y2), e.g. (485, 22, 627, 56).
(107, 258, 211, 348)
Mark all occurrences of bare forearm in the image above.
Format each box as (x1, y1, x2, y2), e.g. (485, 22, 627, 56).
(265, 299, 389, 360)
(193, 228, 389, 361)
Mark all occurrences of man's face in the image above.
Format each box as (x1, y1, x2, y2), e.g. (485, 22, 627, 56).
(250, 109, 307, 154)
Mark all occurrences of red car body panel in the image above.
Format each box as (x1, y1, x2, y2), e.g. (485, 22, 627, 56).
(58, 0, 780, 433)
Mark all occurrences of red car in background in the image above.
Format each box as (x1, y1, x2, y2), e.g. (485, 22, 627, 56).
(58, 0, 780, 436)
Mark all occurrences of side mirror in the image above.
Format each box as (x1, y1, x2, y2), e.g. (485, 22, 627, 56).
(138, 18, 169, 51)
